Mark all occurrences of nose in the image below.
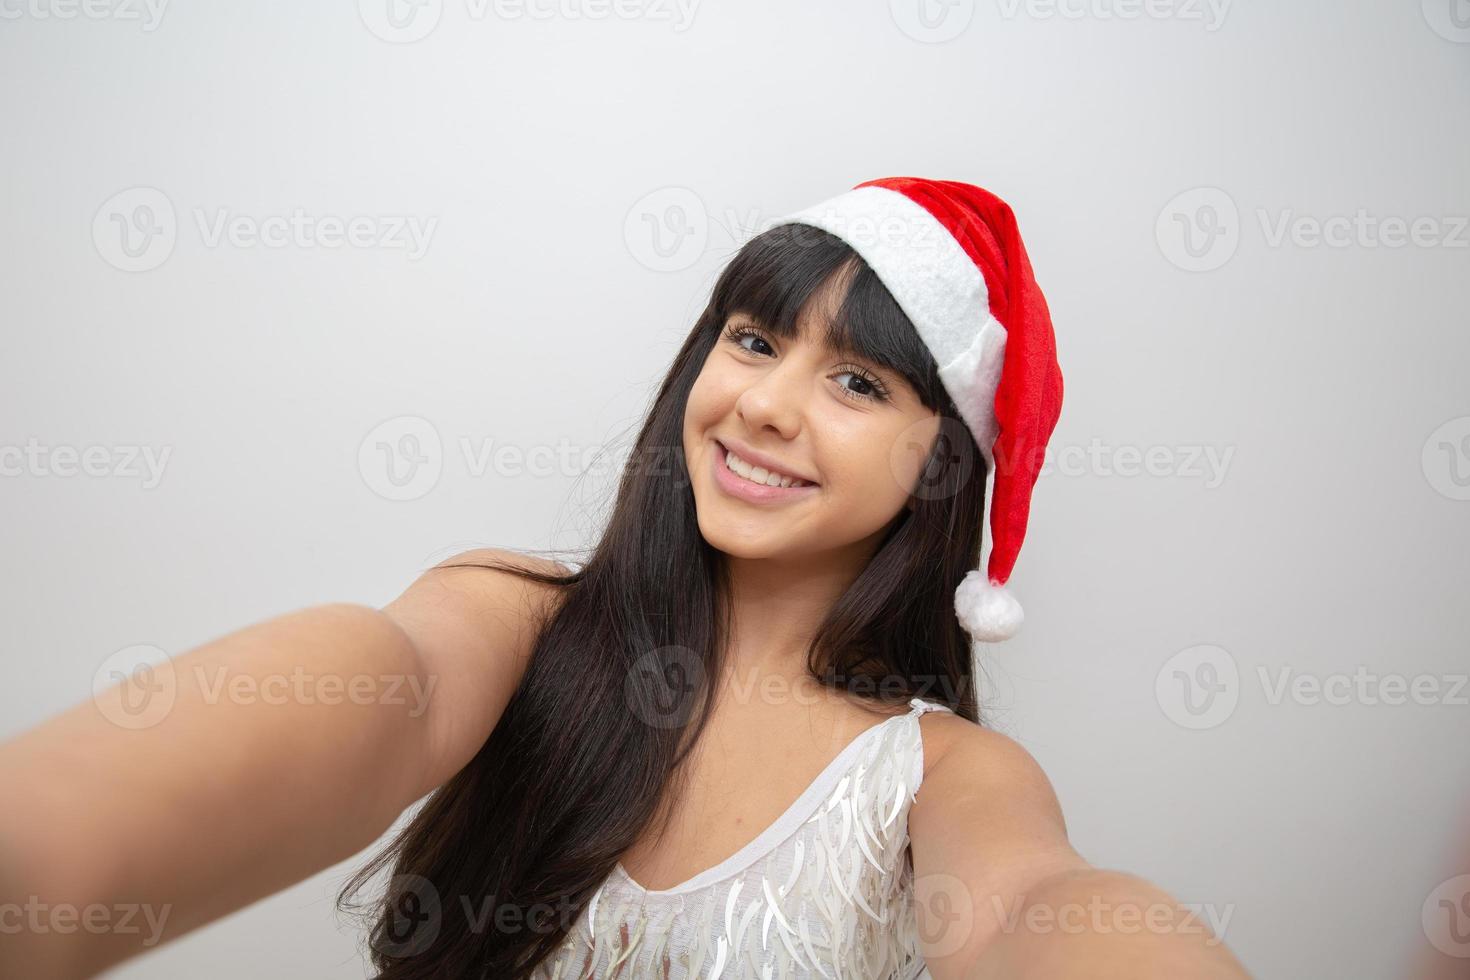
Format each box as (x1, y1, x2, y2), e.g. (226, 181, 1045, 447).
(733, 355, 812, 441)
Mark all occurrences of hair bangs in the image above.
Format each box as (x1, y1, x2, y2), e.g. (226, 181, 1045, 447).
(710, 223, 952, 411)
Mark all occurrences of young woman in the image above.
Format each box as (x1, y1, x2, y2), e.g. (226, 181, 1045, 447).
(0, 178, 1252, 979)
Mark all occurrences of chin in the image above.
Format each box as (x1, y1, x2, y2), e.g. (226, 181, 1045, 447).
(695, 509, 804, 559)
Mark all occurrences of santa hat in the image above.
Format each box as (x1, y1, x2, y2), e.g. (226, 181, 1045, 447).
(771, 177, 1064, 643)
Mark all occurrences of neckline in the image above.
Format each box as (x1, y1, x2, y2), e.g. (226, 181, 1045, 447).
(615, 697, 932, 897)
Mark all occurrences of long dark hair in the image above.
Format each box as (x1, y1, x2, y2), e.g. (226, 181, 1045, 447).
(337, 221, 992, 978)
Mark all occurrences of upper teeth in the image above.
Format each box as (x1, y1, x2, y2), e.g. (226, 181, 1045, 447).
(724, 448, 812, 488)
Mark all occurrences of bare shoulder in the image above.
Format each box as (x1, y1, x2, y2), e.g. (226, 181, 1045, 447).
(426, 545, 575, 584)
(914, 710, 1070, 839)
(399, 545, 572, 621)
(907, 714, 1093, 975)
(391, 545, 576, 672)
(383, 547, 577, 792)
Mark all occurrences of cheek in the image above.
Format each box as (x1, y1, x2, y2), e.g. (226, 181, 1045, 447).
(822, 416, 939, 506)
(683, 365, 723, 440)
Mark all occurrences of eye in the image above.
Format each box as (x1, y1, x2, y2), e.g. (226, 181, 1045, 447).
(833, 365, 892, 404)
(723, 323, 774, 357)
(721, 322, 893, 405)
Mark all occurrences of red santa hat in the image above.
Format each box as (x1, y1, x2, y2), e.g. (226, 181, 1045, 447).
(772, 177, 1064, 643)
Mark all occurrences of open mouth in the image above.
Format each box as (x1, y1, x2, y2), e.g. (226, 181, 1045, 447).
(711, 439, 820, 504)
(715, 440, 817, 489)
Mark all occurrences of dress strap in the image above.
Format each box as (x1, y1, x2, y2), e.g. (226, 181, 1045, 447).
(908, 696, 955, 717)
(906, 697, 954, 799)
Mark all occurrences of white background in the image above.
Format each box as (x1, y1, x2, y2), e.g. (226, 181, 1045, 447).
(2, 1, 1469, 977)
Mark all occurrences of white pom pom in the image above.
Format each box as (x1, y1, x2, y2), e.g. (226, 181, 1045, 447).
(954, 570, 1023, 642)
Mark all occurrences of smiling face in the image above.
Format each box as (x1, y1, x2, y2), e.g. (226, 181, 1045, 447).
(681, 264, 943, 567)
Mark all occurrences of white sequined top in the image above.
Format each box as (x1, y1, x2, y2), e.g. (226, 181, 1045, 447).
(530, 696, 954, 979)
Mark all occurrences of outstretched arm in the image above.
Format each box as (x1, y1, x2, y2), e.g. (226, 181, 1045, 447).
(907, 715, 1253, 980)
(0, 548, 564, 979)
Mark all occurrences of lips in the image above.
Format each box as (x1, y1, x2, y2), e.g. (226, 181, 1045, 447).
(714, 438, 819, 487)
(711, 439, 820, 504)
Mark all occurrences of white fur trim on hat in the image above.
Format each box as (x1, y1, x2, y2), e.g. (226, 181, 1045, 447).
(774, 185, 1007, 465)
